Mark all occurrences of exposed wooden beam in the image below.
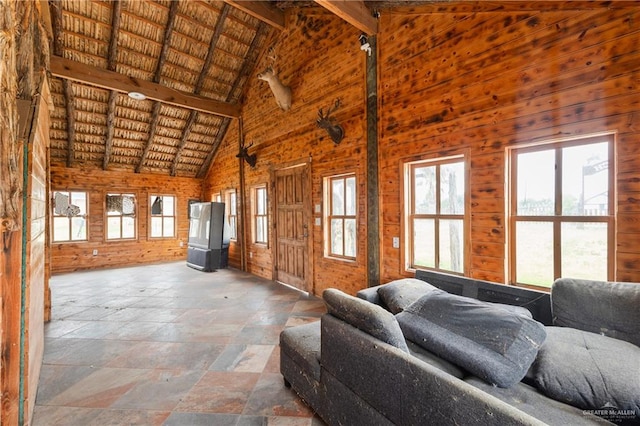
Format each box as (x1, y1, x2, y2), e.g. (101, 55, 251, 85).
(138, 1, 179, 173)
(50, 56, 241, 118)
(103, 0, 122, 170)
(314, 0, 377, 35)
(223, 0, 285, 31)
(172, 5, 230, 177)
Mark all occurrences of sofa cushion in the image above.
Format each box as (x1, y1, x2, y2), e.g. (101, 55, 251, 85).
(397, 291, 547, 387)
(377, 278, 439, 314)
(323, 288, 409, 353)
(532, 326, 640, 417)
(552, 278, 640, 347)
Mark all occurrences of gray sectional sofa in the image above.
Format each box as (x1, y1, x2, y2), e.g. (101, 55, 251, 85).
(279, 271, 640, 425)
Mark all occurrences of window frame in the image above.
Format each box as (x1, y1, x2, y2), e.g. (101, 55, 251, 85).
(226, 189, 237, 241)
(105, 192, 138, 241)
(403, 153, 469, 275)
(52, 190, 89, 243)
(507, 133, 615, 288)
(149, 194, 176, 239)
(252, 185, 268, 245)
(323, 173, 358, 261)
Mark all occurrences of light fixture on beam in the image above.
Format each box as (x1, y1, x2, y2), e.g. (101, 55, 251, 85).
(128, 91, 146, 100)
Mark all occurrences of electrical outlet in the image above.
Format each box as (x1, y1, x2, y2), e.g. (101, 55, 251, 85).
(179, 241, 184, 247)
(392, 237, 400, 249)
(92, 249, 98, 256)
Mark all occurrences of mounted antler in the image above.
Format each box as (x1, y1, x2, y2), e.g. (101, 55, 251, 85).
(317, 99, 344, 144)
(236, 142, 257, 168)
(257, 47, 292, 111)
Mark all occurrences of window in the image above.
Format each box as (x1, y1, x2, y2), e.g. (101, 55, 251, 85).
(149, 195, 175, 238)
(253, 186, 268, 244)
(324, 174, 357, 259)
(52, 190, 88, 242)
(226, 190, 237, 240)
(508, 134, 614, 288)
(106, 193, 136, 240)
(404, 155, 466, 273)
(213, 193, 222, 203)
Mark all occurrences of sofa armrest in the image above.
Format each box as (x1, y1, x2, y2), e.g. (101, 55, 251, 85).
(552, 278, 640, 347)
(356, 285, 384, 306)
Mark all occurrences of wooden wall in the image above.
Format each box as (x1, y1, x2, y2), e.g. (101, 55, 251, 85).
(204, 3, 640, 295)
(49, 166, 202, 273)
(204, 8, 370, 295)
(377, 5, 640, 283)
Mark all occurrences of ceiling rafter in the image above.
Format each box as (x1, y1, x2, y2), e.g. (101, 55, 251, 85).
(137, 0, 180, 174)
(314, 0, 377, 35)
(198, 22, 269, 179)
(223, 0, 285, 30)
(49, 56, 241, 118)
(103, 0, 122, 170)
(172, 4, 231, 177)
(50, 0, 76, 167)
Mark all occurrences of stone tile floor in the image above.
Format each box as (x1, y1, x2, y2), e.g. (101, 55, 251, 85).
(33, 262, 326, 425)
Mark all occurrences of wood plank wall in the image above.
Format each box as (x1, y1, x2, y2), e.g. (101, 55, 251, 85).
(49, 166, 202, 273)
(204, 8, 369, 295)
(377, 5, 640, 283)
(205, 3, 640, 295)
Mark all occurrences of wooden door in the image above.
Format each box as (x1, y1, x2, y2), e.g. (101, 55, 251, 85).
(273, 164, 311, 292)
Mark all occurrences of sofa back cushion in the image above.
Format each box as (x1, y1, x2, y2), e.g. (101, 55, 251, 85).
(323, 288, 409, 353)
(376, 278, 438, 314)
(397, 291, 547, 388)
(552, 278, 640, 347)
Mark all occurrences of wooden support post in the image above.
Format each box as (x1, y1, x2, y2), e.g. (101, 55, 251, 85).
(366, 36, 379, 287)
(238, 117, 248, 272)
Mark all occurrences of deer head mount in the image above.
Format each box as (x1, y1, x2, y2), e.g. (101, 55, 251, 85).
(257, 47, 292, 111)
(317, 99, 344, 145)
(236, 143, 257, 168)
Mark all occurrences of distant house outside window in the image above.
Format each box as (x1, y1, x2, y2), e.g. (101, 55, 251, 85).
(52, 190, 88, 242)
(508, 134, 614, 288)
(106, 193, 137, 240)
(324, 174, 357, 260)
(254, 186, 268, 244)
(150, 195, 175, 238)
(404, 155, 467, 274)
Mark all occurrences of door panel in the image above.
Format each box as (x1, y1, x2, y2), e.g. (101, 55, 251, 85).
(274, 164, 310, 292)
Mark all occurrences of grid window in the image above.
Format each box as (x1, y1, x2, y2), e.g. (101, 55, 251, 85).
(405, 156, 466, 273)
(227, 190, 237, 240)
(325, 174, 357, 259)
(509, 135, 614, 288)
(106, 193, 137, 240)
(254, 186, 268, 244)
(150, 195, 176, 238)
(52, 190, 88, 242)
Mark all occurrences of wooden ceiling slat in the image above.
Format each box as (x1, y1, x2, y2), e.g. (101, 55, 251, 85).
(314, 0, 377, 35)
(223, 0, 285, 31)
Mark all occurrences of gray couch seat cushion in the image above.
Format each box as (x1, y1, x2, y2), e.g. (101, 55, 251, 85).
(377, 278, 438, 314)
(280, 321, 322, 381)
(397, 291, 547, 388)
(323, 288, 409, 353)
(532, 326, 640, 418)
(552, 278, 640, 347)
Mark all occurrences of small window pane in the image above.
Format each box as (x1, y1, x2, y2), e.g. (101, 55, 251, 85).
(164, 196, 174, 216)
(516, 221, 554, 287)
(163, 217, 175, 237)
(562, 142, 608, 216)
(561, 222, 607, 281)
(53, 217, 69, 241)
(440, 162, 465, 214)
(414, 166, 436, 214)
(517, 150, 555, 216)
(71, 217, 86, 240)
(331, 218, 344, 255)
(345, 177, 356, 215)
(332, 179, 344, 215)
(439, 219, 464, 273)
(344, 218, 356, 257)
(257, 189, 266, 215)
(122, 216, 135, 238)
(230, 193, 237, 215)
(413, 218, 435, 268)
(151, 217, 163, 237)
(107, 217, 121, 239)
